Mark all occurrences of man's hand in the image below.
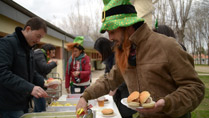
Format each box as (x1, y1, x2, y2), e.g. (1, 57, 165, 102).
(48, 59, 58, 65)
(31, 86, 48, 98)
(136, 99, 165, 114)
(66, 88, 70, 94)
(109, 88, 117, 96)
(72, 71, 80, 77)
(76, 97, 88, 114)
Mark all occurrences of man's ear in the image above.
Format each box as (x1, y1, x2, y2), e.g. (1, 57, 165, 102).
(25, 26, 31, 32)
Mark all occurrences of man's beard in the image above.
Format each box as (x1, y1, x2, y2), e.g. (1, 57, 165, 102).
(111, 37, 125, 51)
(118, 38, 124, 51)
(114, 29, 131, 73)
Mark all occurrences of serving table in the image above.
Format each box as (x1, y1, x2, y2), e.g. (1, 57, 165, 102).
(58, 94, 122, 118)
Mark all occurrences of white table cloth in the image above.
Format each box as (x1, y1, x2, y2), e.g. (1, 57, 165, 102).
(58, 94, 122, 118)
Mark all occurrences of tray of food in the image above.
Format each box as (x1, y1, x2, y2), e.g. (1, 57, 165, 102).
(21, 111, 77, 118)
(47, 100, 78, 112)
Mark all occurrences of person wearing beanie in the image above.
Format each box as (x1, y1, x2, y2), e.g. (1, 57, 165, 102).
(76, 0, 205, 118)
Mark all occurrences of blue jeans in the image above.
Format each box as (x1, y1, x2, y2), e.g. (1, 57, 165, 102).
(33, 97, 46, 112)
(0, 110, 24, 118)
(70, 84, 89, 94)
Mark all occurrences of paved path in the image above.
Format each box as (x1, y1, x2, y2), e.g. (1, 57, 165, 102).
(91, 70, 105, 84)
(195, 66, 209, 73)
(61, 70, 105, 95)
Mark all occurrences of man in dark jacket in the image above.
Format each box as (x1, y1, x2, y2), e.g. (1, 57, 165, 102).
(0, 17, 54, 118)
(33, 44, 57, 112)
(34, 44, 57, 79)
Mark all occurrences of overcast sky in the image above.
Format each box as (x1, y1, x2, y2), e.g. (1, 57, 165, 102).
(13, 0, 103, 26)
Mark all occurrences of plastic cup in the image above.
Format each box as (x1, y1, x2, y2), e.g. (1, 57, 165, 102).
(97, 97, 105, 107)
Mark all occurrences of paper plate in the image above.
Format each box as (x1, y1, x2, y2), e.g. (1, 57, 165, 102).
(121, 98, 143, 110)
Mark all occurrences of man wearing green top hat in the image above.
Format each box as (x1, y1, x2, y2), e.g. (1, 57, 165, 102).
(76, 0, 205, 118)
(65, 36, 91, 94)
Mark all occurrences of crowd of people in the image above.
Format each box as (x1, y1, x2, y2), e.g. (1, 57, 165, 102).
(0, 0, 205, 118)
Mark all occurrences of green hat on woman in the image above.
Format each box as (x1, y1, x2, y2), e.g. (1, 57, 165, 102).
(73, 36, 84, 46)
(100, 0, 144, 33)
(66, 36, 84, 51)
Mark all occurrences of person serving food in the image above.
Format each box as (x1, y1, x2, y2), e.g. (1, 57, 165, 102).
(76, 0, 205, 118)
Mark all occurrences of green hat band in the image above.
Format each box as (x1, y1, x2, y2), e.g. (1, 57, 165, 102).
(100, 13, 144, 33)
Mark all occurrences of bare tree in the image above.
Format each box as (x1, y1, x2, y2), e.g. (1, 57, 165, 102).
(57, 0, 106, 41)
(199, 1, 209, 65)
(187, 0, 209, 65)
(186, 20, 197, 57)
(153, 0, 171, 25)
(169, 0, 193, 44)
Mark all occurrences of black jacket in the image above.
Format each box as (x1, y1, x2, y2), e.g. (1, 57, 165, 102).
(34, 49, 57, 79)
(103, 53, 115, 73)
(0, 27, 45, 111)
(113, 83, 137, 118)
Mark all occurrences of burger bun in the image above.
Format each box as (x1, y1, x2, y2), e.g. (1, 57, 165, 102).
(127, 102, 140, 107)
(142, 101, 155, 108)
(101, 108, 114, 115)
(127, 91, 140, 103)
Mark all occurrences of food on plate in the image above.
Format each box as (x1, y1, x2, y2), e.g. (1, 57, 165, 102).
(45, 78, 61, 86)
(127, 91, 140, 107)
(127, 91, 155, 108)
(101, 108, 114, 115)
(47, 78, 54, 83)
(47, 78, 60, 83)
(140, 91, 155, 108)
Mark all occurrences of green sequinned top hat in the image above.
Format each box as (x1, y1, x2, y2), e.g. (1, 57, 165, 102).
(100, 0, 144, 33)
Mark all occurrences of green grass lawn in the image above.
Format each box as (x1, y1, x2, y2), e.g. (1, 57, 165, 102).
(191, 75, 209, 118)
(195, 64, 209, 66)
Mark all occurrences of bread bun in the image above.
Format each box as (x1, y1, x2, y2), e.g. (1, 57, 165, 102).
(140, 91, 155, 108)
(142, 101, 155, 108)
(127, 91, 140, 103)
(140, 91, 150, 104)
(127, 91, 140, 107)
(127, 102, 140, 107)
(101, 108, 114, 115)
